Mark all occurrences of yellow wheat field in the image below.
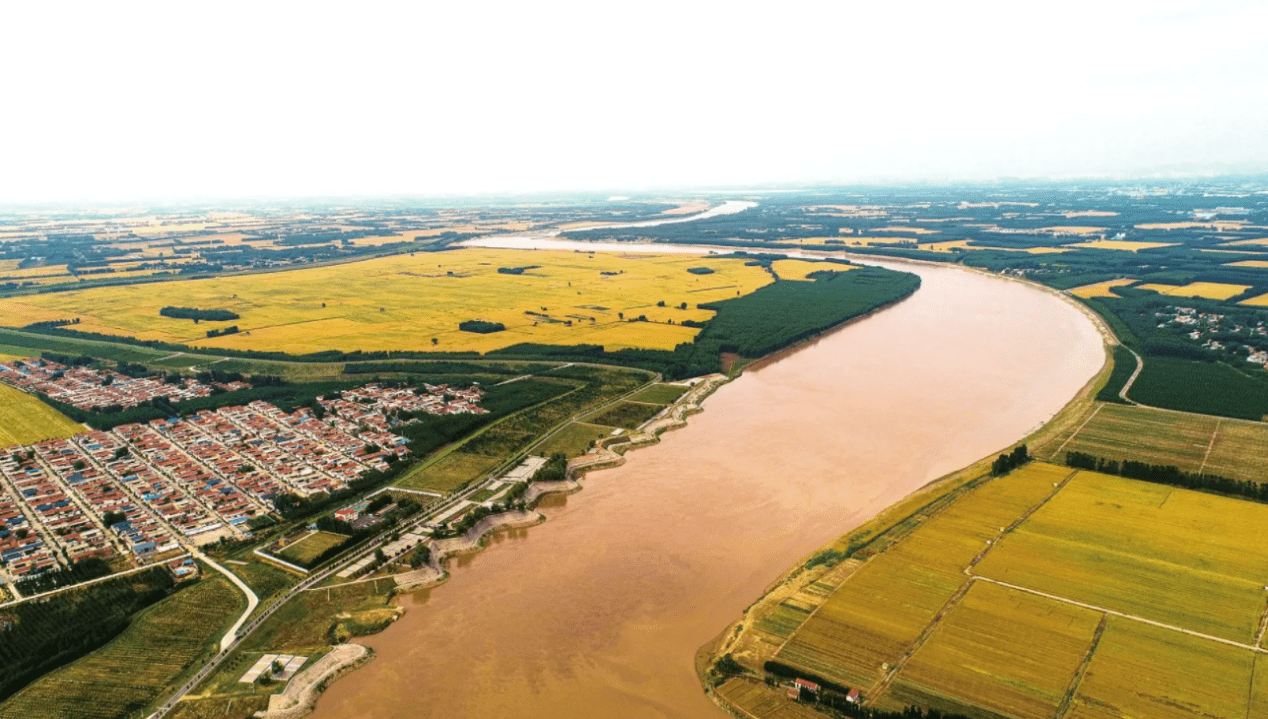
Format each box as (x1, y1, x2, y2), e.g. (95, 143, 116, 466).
(1138, 281, 1252, 301)
(917, 240, 1067, 255)
(1225, 260, 1268, 268)
(0, 248, 791, 354)
(1069, 278, 1138, 298)
(0, 383, 84, 448)
(1067, 240, 1178, 252)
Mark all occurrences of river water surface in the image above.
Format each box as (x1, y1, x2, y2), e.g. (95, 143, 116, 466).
(311, 250, 1103, 719)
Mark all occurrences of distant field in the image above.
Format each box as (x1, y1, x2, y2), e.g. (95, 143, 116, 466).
(918, 239, 1067, 255)
(277, 531, 349, 566)
(0, 575, 241, 719)
(1068, 278, 1137, 298)
(1225, 259, 1268, 268)
(755, 463, 1268, 717)
(0, 382, 85, 447)
(1137, 281, 1253, 300)
(1067, 240, 1178, 252)
(1241, 292, 1268, 307)
(0, 248, 783, 354)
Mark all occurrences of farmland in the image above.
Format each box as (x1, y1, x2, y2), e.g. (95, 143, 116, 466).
(0, 248, 779, 354)
(533, 422, 618, 458)
(1068, 278, 1137, 299)
(0, 382, 83, 446)
(721, 462, 1268, 718)
(276, 531, 350, 566)
(0, 574, 242, 719)
(583, 400, 665, 430)
(1136, 281, 1253, 300)
(1045, 401, 1268, 483)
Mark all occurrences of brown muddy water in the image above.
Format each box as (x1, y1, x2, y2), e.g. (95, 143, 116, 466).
(311, 258, 1103, 719)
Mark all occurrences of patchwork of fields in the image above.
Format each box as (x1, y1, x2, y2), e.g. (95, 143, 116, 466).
(0, 248, 788, 354)
(1045, 402, 1268, 483)
(759, 463, 1268, 719)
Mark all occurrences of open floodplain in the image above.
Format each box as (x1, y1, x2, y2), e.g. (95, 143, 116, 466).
(728, 461, 1268, 719)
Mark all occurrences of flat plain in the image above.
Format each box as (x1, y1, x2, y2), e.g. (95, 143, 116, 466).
(0, 248, 781, 354)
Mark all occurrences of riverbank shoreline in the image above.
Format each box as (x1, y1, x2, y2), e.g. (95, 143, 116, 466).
(694, 300, 1116, 716)
(296, 245, 1107, 719)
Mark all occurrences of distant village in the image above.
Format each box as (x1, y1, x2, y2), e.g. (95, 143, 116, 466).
(1157, 306, 1268, 366)
(0, 358, 487, 588)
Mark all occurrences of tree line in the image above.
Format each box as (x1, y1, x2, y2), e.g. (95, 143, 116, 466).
(1066, 451, 1268, 503)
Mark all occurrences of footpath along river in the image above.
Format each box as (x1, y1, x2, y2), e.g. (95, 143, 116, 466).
(310, 247, 1104, 719)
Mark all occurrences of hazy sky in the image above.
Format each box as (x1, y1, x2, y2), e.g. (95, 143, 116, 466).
(2, 0, 1266, 201)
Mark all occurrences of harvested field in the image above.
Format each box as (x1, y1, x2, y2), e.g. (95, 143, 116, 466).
(1225, 260, 1268, 268)
(884, 582, 1101, 719)
(1068, 278, 1137, 299)
(973, 472, 1268, 643)
(0, 382, 85, 447)
(0, 248, 779, 354)
(1241, 292, 1268, 307)
(1137, 281, 1253, 300)
(1067, 618, 1255, 719)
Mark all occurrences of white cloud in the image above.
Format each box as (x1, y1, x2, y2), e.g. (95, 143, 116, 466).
(1, 0, 1265, 201)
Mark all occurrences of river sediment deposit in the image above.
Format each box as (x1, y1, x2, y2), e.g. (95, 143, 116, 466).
(310, 254, 1104, 719)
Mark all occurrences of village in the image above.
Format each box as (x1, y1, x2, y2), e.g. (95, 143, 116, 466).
(1157, 306, 1268, 365)
(0, 358, 488, 593)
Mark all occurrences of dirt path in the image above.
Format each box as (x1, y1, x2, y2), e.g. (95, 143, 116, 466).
(1054, 615, 1108, 719)
(975, 575, 1268, 655)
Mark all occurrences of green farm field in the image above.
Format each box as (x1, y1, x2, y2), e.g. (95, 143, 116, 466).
(277, 531, 350, 566)
(0, 575, 242, 719)
(1047, 402, 1268, 484)
(584, 400, 665, 430)
(534, 421, 618, 458)
(626, 382, 690, 405)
